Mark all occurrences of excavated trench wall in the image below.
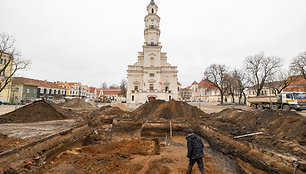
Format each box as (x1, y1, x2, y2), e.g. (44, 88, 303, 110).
(193, 125, 305, 173)
(112, 118, 142, 132)
(0, 124, 91, 172)
(137, 122, 304, 174)
(141, 122, 188, 137)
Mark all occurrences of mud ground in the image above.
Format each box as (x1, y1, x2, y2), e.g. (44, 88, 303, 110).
(0, 100, 305, 173)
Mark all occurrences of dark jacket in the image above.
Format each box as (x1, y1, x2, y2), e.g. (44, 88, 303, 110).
(186, 133, 204, 159)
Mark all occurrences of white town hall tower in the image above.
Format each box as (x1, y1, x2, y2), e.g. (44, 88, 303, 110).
(127, 0, 179, 104)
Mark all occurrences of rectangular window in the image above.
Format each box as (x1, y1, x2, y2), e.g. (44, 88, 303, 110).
(27, 88, 30, 94)
(150, 84, 154, 91)
(134, 86, 138, 91)
(149, 73, 154, 77)
(132, 95, 134, 101)
(3, 59, 6, 65)
(0, 58, 2, 64)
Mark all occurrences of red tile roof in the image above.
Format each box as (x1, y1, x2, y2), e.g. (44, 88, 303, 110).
(287, 75, 306, 87)
(13, 77, 64, 89)
(89, 87, 96, 93)
(177, 81, 181, 85)
(191, 81, 198, 85)
(198, 79, 216, 88)
(102, 89, 122, 95)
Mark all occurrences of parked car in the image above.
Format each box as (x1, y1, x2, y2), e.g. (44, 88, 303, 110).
(0, 100, 9, 105)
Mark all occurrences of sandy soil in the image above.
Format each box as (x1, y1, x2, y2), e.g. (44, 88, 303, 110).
(0, 119, 79, 155)
(0, 105, 20, 115)
(0, 100, 305, 173)
(129, 136, 244, 174)
(37, 135, 244, 174)
(0, 119, 78, 140)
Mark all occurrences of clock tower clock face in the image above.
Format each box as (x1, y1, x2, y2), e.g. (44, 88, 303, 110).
(151, 19, 154, 22)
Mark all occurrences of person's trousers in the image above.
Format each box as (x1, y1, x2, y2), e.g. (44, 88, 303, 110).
(186, 157, 206, 174)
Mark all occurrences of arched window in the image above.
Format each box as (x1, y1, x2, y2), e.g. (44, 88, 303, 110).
(152, 8, 154, 13)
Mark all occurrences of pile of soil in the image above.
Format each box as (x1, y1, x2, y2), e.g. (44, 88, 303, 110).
(0, 100, 68, 124)
(130, 100, 206, 121)
(59, 98, 94, 108)
(207, 108, 305, 140)
(90, 106, 128, 117)
(205, 108, 306, 158)
(130, 100, 166, 120)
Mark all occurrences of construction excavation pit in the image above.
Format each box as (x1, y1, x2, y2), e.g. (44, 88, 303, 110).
(0, 99, 305, 173)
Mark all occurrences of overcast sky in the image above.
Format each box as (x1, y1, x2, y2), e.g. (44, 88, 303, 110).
(1, 0, 306, 87)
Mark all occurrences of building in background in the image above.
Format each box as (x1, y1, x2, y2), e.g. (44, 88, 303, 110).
(188, 79, 221, 102)
(11, 77, 66, 102)
(11, 78, 38, 104)
(127, 0, 179, 104)
(283, 75, 306, 92)
(180, 87, 192, 100)
(89, 87, 97, 99)
(102, 89, 123, 101)
(0, 52, 13, 102)
(62, 82, 82, 98)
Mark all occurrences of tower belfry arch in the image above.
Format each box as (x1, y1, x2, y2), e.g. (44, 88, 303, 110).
(127, 0, 179, 104)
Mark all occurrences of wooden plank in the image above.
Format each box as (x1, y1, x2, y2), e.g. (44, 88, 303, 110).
(234, 132, 264, 139)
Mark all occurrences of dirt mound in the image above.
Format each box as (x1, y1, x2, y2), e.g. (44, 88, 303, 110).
(0, 100, 68, 124)
(208, 108, 305, 140)
(130, 100, 166, 120)
(205, 108, 306, 158)
(90, 106, 128, 117)
(59, 98, 94, 108)
(131, 100, 206, 121)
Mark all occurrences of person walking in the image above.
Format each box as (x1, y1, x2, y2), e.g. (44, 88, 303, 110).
(186, 129, 206, 174)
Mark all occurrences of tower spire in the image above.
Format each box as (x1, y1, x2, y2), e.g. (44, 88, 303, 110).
(150, 0, 155, 5)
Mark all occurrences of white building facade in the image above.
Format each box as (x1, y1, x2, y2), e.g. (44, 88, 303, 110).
(127, 0, 179, 104)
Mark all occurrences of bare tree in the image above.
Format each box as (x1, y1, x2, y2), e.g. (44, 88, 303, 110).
(244, 52, 282, 96)
(232, 69, 248, 104)
(290, 51, 306, 79)
(0, 33, 31, 93)
(120, 79, 127, 97)
(267, 70, 293, 95)
(100, 82, 108, 89)
(204, 64, 230, 104)
(109, 84, 119, 89)
(227, 72, 238, 104)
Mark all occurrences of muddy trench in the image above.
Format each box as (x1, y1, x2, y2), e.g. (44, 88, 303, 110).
(1, 99, 304, 174)
(1, 121, 303, 174)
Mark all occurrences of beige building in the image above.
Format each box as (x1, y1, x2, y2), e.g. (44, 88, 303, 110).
(102, 89, 124, 102)
(188, 79, 221, 102)
(0, 52, 13, 102)
(127, 0, 179, 104)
